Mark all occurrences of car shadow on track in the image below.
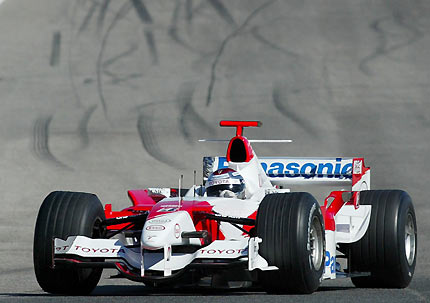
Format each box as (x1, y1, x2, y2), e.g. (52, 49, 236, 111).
(92, 285, 265, 296)
(0, 282, 356, 297)
(2, 286, 356, 298)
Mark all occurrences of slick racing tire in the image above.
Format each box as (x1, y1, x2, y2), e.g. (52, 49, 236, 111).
(33, 191, 106, 295)
(256, 193, 325, 294)
(348, 190, 417, 288)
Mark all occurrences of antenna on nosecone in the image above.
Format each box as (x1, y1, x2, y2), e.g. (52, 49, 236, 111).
(193, 170, 196, 198)
(179, 175, 183, 207)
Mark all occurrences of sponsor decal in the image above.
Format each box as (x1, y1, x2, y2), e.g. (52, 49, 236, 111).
(145, 225, 165, 231)
(199, 248, 246, 255)
(325, 251, 335, 273)
(174, 223, 181, 239)
(214, 157, 352, 179)
(261, 159, 352, 179)
(353, 159, 362, 174)
(206, 179, 240, 187)
(55, 245, 125, 254)
(148, 218, 171, 224)
(148, 187, 171, 196)
(158, 204, 179, 208)
(55, 245, 70, 251)
(115, 216, 129, 219)
(157, 207, 178, 212)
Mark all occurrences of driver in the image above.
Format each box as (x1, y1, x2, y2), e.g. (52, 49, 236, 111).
(205, 168, 246, 199)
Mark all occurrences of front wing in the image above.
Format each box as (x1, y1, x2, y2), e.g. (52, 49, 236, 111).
(54, 236, 277, 279)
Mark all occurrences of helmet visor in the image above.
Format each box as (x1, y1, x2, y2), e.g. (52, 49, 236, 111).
(206, 183, 245, 197)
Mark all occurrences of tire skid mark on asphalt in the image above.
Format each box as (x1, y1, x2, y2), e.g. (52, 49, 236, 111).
(49, 31, 61, 67)
(68, 1, 83, 108)
(143, 29, 158, 65)
(78, 105, 97, 149)
(190, 0, 210, 17)
(131, 0, 152, 23)
(272, 82, 318, 138)
(177, 82, 215, 143)
(168, 0, 212, 56)
(359, 13, 423, 76)
(96, 1, 132, 116)
(137, 106, 181, 168)
(334, 105, 387, 164)
(185, 0, 193, 24)
(250, 26, 299, 59)
(32, 115, 72, 170)
(78, 1, 98, 33)
(206, 0, 276, 107)
(131, 0, 158, 64)
(102, 43, 141, 85)
(207, 0, 237, 28)
(81, 0, 135, 28)
(97, 0, 111, 33)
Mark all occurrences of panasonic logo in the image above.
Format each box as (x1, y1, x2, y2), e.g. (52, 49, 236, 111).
(260, 159, 352, 179)
(209, 156, 353, 180)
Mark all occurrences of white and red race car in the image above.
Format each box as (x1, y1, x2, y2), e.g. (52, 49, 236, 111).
(33, 121, 417, 294)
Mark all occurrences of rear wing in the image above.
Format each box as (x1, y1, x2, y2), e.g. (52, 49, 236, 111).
(203, 157, 370, 191)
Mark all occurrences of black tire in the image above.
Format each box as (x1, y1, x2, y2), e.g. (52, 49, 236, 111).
(348, 190, 417, 288)
(256, 193, 325, 294)
(33, 191, 106, 295)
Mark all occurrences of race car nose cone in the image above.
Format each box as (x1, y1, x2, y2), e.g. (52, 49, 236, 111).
(141, 211, 198, 250)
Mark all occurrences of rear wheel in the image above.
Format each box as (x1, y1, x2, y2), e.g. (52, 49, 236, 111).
(347, 190, 417, 288)
(256, 193, 325, 294)
(33, 191, 105, 294)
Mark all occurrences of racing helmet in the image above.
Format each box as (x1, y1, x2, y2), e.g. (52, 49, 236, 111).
(205, 168, 246, 199)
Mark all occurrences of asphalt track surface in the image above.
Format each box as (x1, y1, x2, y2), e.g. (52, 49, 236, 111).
(0, 0, 429, 302)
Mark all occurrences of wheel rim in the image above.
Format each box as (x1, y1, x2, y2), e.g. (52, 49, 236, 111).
(405, 213, 416, 266)
(310, 216, 324, 270)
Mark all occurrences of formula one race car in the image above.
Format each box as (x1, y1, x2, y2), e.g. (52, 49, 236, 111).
(33, 121, 417, 294)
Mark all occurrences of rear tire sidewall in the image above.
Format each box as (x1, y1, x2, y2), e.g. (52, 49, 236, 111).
(349, 190, 417, 288)
(394, 195, 417, 286)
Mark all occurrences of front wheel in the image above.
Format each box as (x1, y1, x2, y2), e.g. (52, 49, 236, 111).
(33, 191, 105, 294)
(256, 192, 325, 294)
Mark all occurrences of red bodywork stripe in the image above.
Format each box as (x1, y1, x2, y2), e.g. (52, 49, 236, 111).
(226, 136, 254, 162)
(105, 197, 227, 242)
(128, 189, 158, 206)
(147, 199, 226, 242)
(351, 158, 370, 188)
(105, 190, 160, 230)
(219, 120, 261, 136)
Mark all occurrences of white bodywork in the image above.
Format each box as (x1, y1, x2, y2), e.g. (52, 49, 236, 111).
(335, 205, 372, 243)
(55, 151, 372, 281)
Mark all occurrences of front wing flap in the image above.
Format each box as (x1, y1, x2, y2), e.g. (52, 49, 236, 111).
(54, 236, 277, 278)
(54, 236, 141, 269)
